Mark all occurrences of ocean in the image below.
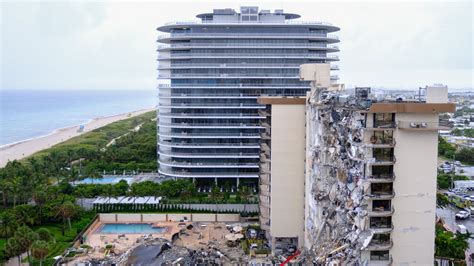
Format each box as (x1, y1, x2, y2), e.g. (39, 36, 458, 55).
(0, 89, 156, 146)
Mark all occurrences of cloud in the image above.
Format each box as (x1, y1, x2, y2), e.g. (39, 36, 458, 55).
(1, 1, 473, 90)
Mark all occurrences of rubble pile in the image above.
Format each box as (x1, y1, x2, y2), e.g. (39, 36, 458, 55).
(305, 87, 373, 264)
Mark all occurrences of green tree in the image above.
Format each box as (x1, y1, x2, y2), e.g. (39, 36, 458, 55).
(238, 186, 252, 214)
(114, 179, 129, 195)
(55, 201, 76, 235)
(13, 204, 37, 226)
(36, 228, 54, 243)
(5, 237, 22, 265)
(436, 193, 450, 208)
(32, 188, 48, 223)
(15, 225, 38, 264)
(31, 240, 49, 266)
(0, 211, 17, 241)
(456, 148, 474, 165)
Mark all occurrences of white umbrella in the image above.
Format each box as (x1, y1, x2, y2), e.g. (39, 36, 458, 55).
(233, 226, 242, 232)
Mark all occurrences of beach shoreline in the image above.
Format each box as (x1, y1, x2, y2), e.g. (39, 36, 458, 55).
(0, 108, 155, 167)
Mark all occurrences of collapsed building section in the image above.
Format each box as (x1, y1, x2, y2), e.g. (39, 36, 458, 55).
(258, 63, 455, 265)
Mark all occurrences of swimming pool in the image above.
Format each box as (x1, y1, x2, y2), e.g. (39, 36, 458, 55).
(74, 176, 133, 185)
(97, 223, 167, 234)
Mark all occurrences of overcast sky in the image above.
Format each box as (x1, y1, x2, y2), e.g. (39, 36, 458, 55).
(1, 0, 473, 91)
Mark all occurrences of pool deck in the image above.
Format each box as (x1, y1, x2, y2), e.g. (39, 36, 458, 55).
(82, 220, 185, 257)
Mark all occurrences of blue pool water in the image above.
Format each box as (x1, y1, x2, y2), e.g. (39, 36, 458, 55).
(75, 176, 133, 185)
(98, 223, 167, 234)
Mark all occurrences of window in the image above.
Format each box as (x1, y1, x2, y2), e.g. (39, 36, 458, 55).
(371, 165, 393, 178)
(370, 217, 392, 229)
(370, 130, 393, 144)
(373, 113, 395, 128)
(373, 148, 394, 161)
(371, 183, 393, 195)
(372, 200, 391, 212)
(370, 251, 390, 261)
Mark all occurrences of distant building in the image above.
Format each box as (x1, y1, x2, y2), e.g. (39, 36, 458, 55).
(156, 7, 339, 186)
(258, 64, 455, 264)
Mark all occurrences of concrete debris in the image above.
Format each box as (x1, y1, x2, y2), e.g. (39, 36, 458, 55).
(305, 86, 376, 264)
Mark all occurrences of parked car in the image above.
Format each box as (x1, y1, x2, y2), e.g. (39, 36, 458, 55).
(455, 210, 470, 220)
(457, 224, 467, 234)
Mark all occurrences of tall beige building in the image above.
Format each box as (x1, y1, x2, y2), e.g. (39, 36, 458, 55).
(258, 64, 455, 264)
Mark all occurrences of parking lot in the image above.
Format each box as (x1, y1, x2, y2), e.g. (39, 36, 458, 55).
(437, 205, 474, 254)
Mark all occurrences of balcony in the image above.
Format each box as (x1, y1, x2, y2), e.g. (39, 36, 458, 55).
(366, 240, 393, 251)
(366, 192, 395, 200)
(159, 132, 260, 139)
(369, 148, 395, 165)
(158, 122, 264, 129)
(397, 121, 452, 131)
(163, 104, 265, 109)
(158, 63, 340, 70)
(158, 53, 339, 60)
(157, 32, 340, 42)
(365, 122, 396, 131)
(159, 159, 258, 168)
(158, 73, 300, 79)
(158, 169, 259, 178)
(159, 141, 260, 148)
(366, 174, 395, 183)
(159, 93, 260, 99)
(260, 153, 270, 162)
(159, 112, 264, 119)
(158, 150, 259, 158)
(157, 43, 339, 50)
(368, 207, 394, 217)
(158, 83, 311, 89)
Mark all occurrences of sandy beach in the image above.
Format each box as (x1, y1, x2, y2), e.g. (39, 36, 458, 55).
(0, 108, 155, 167)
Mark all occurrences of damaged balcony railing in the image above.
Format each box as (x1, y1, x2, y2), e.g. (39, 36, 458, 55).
(366, 174, 395, 183)
(397, 121, 452, 131)
(366, 239, 393, 251)
(368, 206, 395, 217)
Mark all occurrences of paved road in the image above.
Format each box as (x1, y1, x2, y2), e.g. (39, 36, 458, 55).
(437, 206, 474, 254)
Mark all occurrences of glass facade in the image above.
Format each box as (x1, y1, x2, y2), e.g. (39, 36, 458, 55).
(157, 7, 339, 180)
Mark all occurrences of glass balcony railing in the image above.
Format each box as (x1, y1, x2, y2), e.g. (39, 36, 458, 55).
(159, 141, 260, 148)
(158, 32, 339, 40)
(157, 63, 340, 69)
(158, 84, 311, 88)
(159, 132, 260, 137)
(157, 43, 339, 49)
(158, 53, 339, 59)
(158, 169, 259, 178)
(159, 112, 264, 118)
(158, 150, 259, 157)
(159, 159, 258, 168)
(159, 122, 264, 128)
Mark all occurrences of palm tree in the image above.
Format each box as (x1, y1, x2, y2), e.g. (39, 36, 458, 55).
(33, 188, 48, 223)
(0, 212, 17, 241)
(15, 225, 38, 264)
(31, 240, 49, 266)
(9, 176, 21, 208)
(55, 201, 76, 235)
(0, 179, 11, 208)
(74, 186, 87, 208)
(238, 186, 251, 215)
(13, 205, 37, 226)
(6, 237, 22, 265)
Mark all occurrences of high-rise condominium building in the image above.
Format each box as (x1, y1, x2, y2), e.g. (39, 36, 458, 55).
(156, 7, 339, 185)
